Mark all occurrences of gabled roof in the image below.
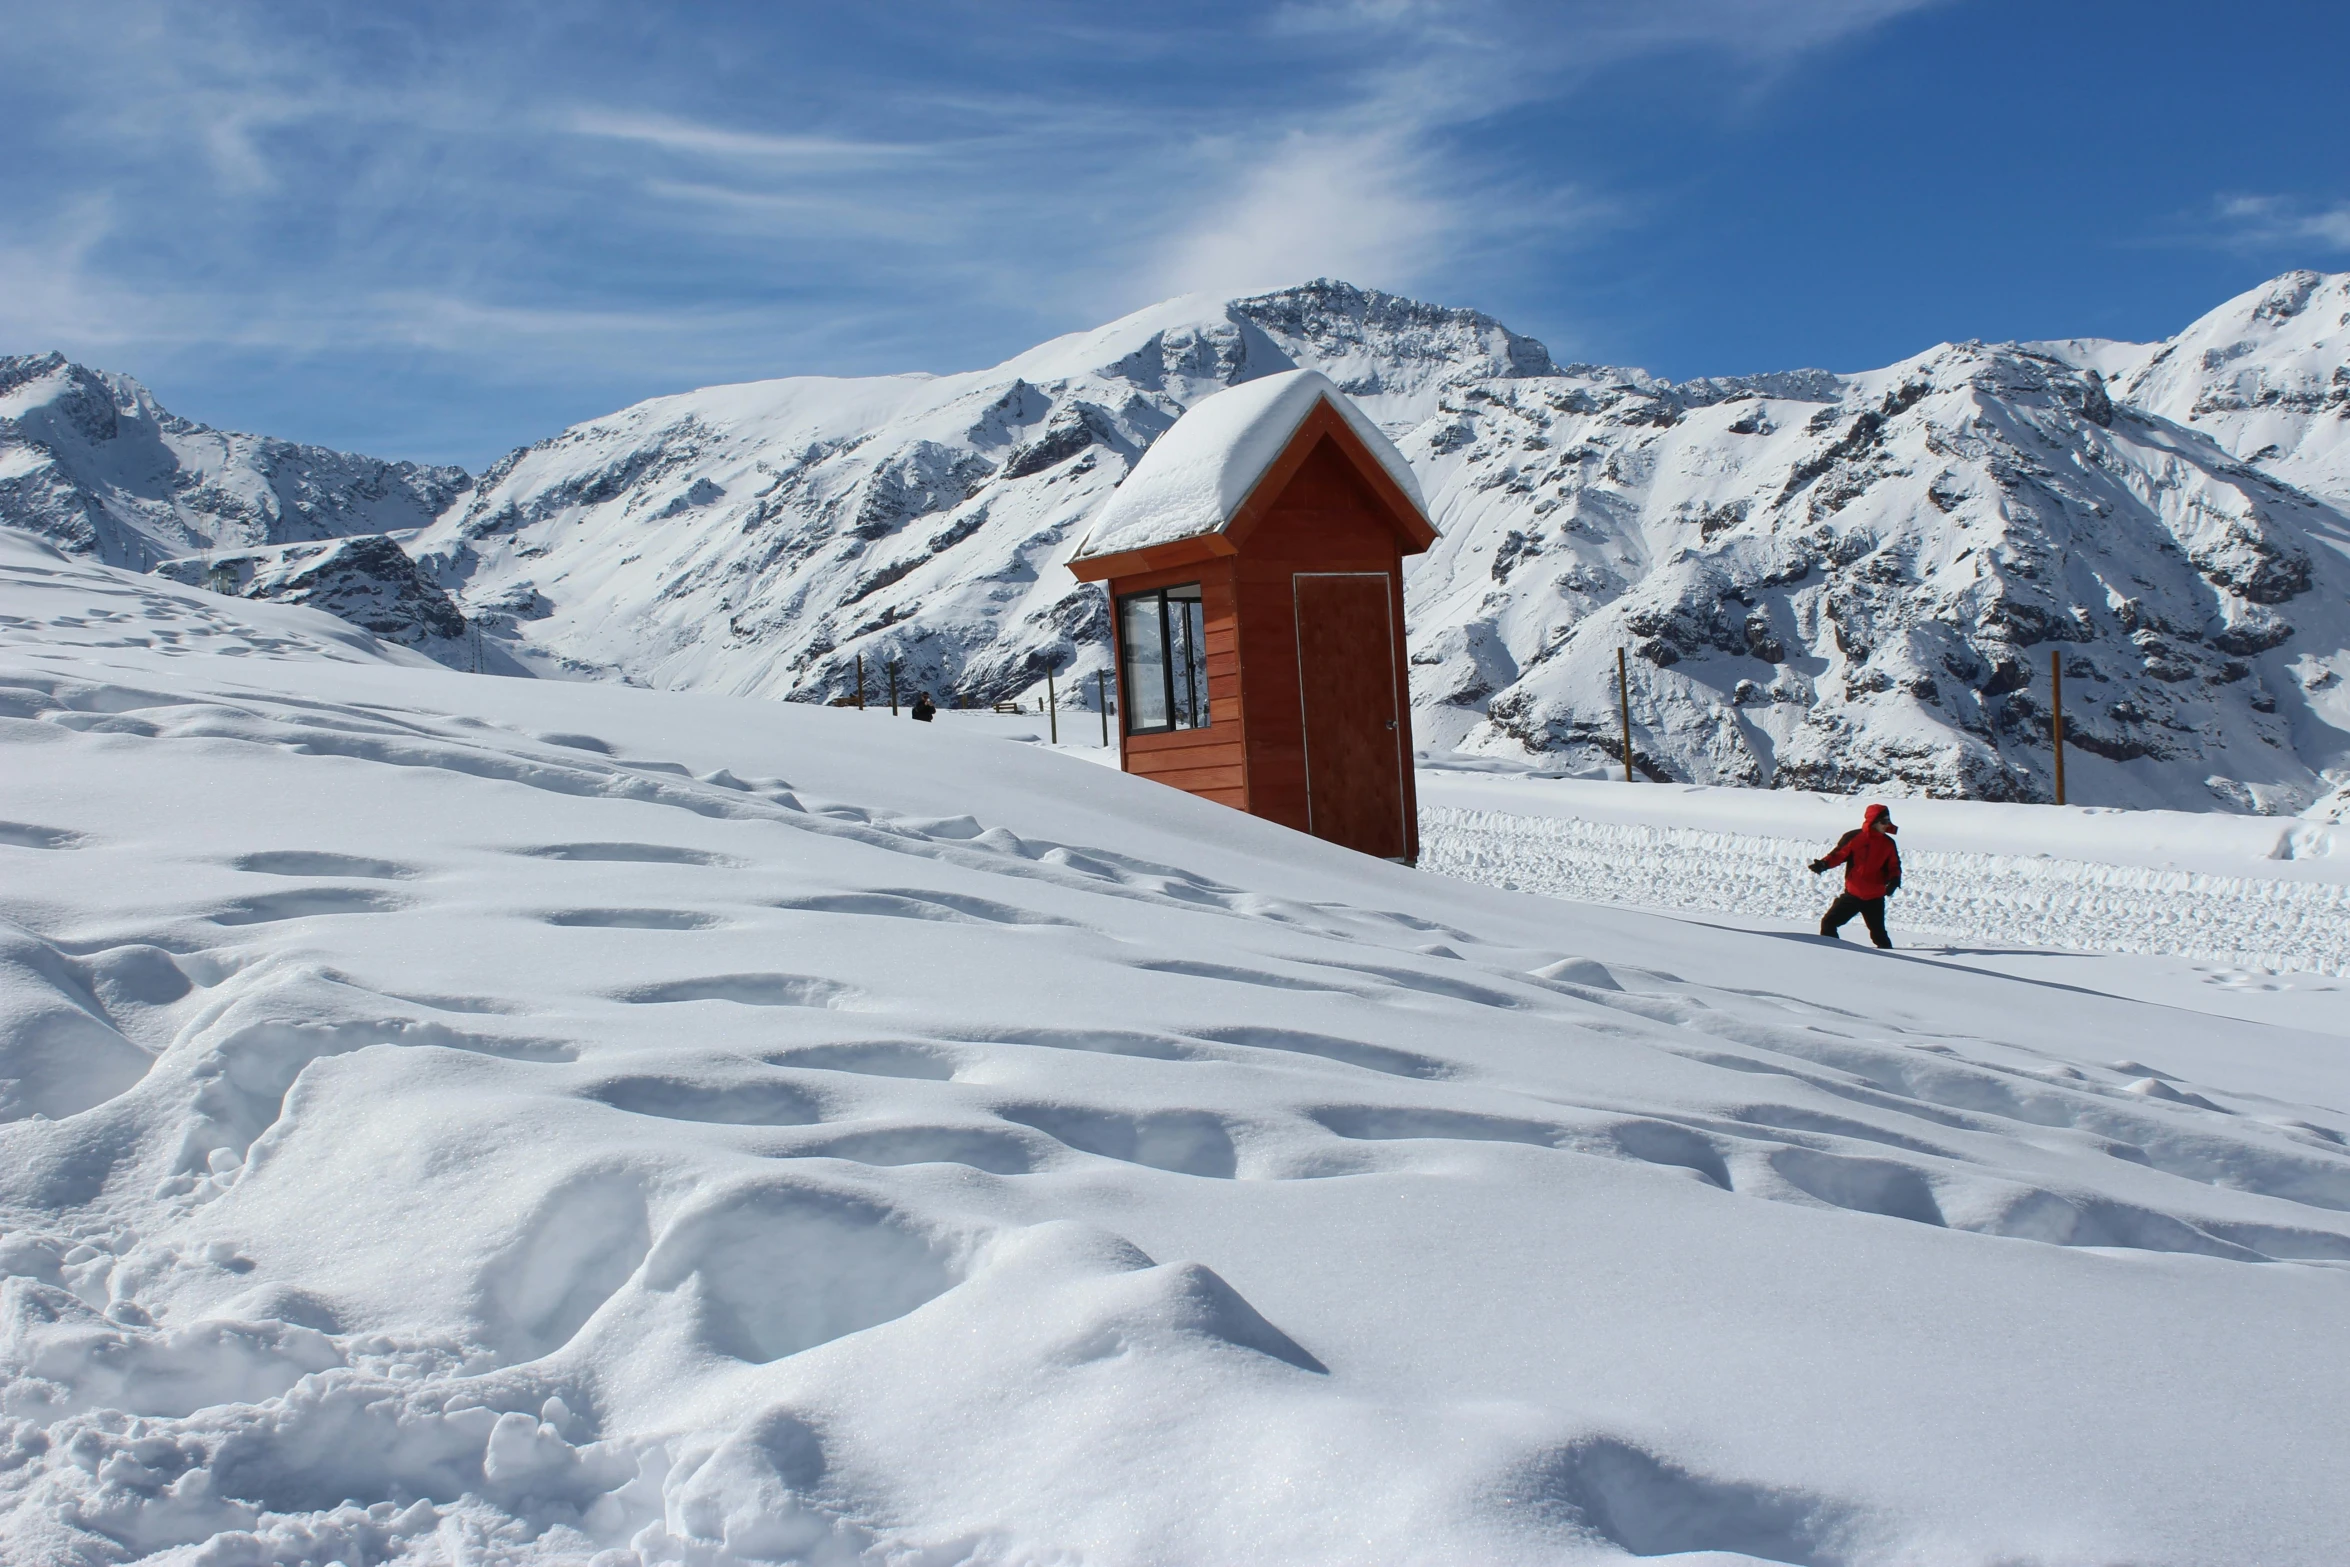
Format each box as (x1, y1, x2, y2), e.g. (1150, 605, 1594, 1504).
(1068, 370, 1433, 576)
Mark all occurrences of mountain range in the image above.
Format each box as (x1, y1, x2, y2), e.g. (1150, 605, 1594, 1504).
(0, 352, 467, 569)
(6, 272, 2347, 815)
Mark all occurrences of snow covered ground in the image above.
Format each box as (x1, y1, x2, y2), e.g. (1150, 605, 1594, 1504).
(4, 531, 2349, 1566)
(1419, 770, 2350, 985)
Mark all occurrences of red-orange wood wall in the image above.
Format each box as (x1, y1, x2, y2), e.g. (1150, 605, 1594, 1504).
(1116, 557, 1247, 809)
(1230, 438, 1418, 861)
(1109, 433, 1421, 861)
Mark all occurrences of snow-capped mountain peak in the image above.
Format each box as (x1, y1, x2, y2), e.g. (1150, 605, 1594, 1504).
(0, 352, 468, 570)
(1226, 278, 1559, 426)
(2110, 269, 2350, 503)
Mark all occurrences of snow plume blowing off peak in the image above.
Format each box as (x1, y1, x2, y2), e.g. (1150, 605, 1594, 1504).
(8, 272, 2350, 813)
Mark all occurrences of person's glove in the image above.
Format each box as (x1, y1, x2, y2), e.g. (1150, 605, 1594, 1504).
(1807, 859, 1830, 874)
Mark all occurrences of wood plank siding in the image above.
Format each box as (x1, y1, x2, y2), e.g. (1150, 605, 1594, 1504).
(1229, 438, 1417, 856)
(1074, 392, 1431, 862)
(1116, 559, 1248, 803)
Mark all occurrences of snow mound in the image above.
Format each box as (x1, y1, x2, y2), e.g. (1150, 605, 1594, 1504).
(0, 527, 437, 668)
(1072, 368, 1426, 563)
(2, 544, 2347, 1564)
(153, 534, 485, 667)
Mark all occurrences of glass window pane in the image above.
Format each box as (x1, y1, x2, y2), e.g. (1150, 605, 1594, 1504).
(1120, 592, 1170, 733)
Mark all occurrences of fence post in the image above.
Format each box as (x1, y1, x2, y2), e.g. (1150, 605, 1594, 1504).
(1098, 669, 1110, 748)
(888, 662, 899, 716)
(1617, 646, 1635, 784)
(1046, 669, 1058, 746)
(2051, 650, 2067, 806)
(855, 653, 866, 711)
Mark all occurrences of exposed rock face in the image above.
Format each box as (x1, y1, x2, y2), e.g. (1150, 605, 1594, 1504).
(0, 353, 468, 568)
(1231, 278, 1558, 399)
(1403, 333, 2349, 812)
(157, 534, 472, 662)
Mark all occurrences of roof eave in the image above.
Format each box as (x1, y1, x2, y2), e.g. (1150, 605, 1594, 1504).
(1066, 530, 1238, 583)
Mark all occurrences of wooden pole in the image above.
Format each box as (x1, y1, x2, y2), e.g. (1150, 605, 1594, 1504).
(855, 653, 865, 711)
(1046, 669, 1058, 745)
(888, 662, 899, 716)
(1098, 669, 1110, 748)
(2051, 649, 2066, 806)
(1616, 646, 1635, 784)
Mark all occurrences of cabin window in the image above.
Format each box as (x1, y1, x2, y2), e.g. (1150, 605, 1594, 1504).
(1118, 583, 1209, 734)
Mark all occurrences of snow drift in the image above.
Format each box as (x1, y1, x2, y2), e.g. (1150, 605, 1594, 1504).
(2, 529, 2346, 1564)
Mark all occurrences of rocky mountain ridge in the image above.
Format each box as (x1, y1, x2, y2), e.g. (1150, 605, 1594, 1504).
(1401, 283, 2350, 813)
(0, 352, 468, 570)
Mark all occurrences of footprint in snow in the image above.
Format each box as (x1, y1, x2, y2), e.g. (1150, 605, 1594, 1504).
(518, 841, 741, 867)
(0, 822, 88, 850)
(234, 850, 417, 880)
(211, 887, 407, 924)
(541, 908, 723, 930)
(617, 973, 858, 1008)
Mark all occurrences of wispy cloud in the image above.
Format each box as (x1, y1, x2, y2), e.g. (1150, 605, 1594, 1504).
(1130, 0, 1935, 307)
(0, 201, 134, 349)
(1143, 130, 1454, 298)
(0, 0, 1949, 465)
(2209, 194, 2350, 253)
(638, 181, 947, 240)
(566, 110, 939, 168)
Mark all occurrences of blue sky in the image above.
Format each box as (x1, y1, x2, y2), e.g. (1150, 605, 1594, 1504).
(4, 1, 2345, 471)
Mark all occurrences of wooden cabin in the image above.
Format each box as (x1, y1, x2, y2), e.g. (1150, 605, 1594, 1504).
(1068, 370, 1438, 861)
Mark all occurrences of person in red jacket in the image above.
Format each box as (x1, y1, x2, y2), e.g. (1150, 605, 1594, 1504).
(1809, 802, 1901, 948)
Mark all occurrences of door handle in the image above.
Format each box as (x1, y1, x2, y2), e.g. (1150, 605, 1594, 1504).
(1385, 719, 1397, 730)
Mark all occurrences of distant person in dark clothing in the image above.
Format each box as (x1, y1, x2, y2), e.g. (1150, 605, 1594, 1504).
(1809, 803, 1901, 948)
(910, 692, 936, 723)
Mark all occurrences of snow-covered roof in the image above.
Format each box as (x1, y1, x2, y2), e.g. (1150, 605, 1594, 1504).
(1071, 369, 1428, 563)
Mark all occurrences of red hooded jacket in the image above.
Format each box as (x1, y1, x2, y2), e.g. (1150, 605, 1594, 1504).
(1820, 810, 1901, 899)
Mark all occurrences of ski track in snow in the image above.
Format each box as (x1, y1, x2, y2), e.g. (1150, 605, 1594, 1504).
(1422, 807, 2350, 977)
(1, 536, 2347, 1565)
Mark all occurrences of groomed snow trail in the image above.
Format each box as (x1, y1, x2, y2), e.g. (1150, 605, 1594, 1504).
(1422, 807, 2350, 977)
(2, 534, 2348, 1566)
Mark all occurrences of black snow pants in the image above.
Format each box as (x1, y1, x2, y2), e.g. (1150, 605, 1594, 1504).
(1821, 893, 1892, 949)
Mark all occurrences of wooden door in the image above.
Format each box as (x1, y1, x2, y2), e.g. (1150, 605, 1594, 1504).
(1292, 572, 1407, 858)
